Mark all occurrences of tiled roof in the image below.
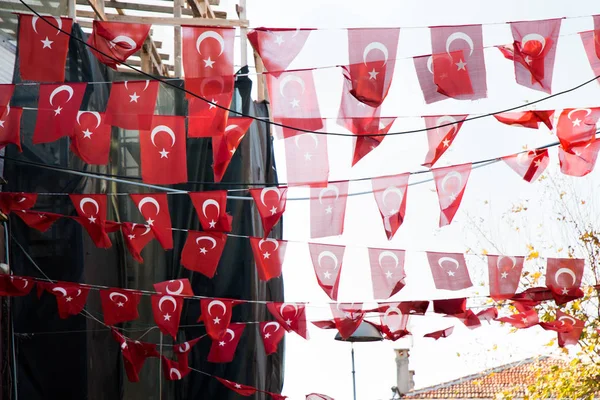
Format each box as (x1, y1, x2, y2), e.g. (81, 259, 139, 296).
(402, 356, 565, 399)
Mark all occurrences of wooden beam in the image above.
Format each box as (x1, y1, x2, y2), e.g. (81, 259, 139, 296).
(76, 10, 248, 27)
(173, 0, 183, 77)
(126, 59, 174, 71)
(77, 0, 196, 16)
(237, 0, 247, 66)
(203, 0, 215, 18)
(85, 0, 106, 20)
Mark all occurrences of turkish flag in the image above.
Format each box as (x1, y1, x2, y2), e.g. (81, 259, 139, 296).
(151, 294, 183, 339)
(181, 230, 227, 278)
(284, 130, 329, 187)
(121, 222, 154, 263)
(162, 356, 190, 381)
(556, 108, 600, 151)
(555, 310, 584, 347)
(368, 247, 406, 299)
(558, 141, 600, 177)
(377, 303, 409, 340)
(432, 50, 474, 98)
(186, 75, 234, 137)
(200, 298, 233, 340)
(433, 298, 466, 315)
(424, 326, 454, 340)
(414, 55, 446, 104)
(487, 255, 524, 301)
(580, 26, 600, 80)
(0, 106, 22, 152)
(189, 190, 232, 232)
(182, 27, 235, 78)
(426, 252, 473, 291)
(432, 163, 471, 227)
(207, 322, 245, 363)
(545, 258, 584, 305)
(46, 283, 89, 319)
(497, 308, 539, 329)
(249, 187, 287, 237)
(248, 28, 311, 76)
(69, 194, 112, 248)
(0, 84, 14, 118)
(422, 115, 468, 167)
(216, 377, 256, 396)
(153, 279, 194, 296)
(88, 21, 150, 69)
(0, 192, 37, 214)
(266, 69, 321, 121)
(33, 83, 87, 144)
(309, 181, 349, 238)
(500, 19, 562, 93)
(371, 173, 409, 240)
(331, 303, 364, 340)
(70, 111, 111, 165)
(494, 110, 554, 130)
(476, 307, 499, 323)
(130, 193, 173, 250)
(112, 331, 159, 383)
(267, 302, 308, 339)
(344, 28, 400, 107)
(0, 275, 33, 297)
(172, 337, 202, 372)
(99, 288, 141, 326)
(212, 117, 253, 182)
(350, 118, 396, 166)
(337, 78, 381, 130)
(306, 394, 334, 400)
(502, 149, 549, 182)
(309, 243, 345, 300)
(17, 14, 72, 82)
(250, 237, 287, 281)
(259, 321, 285, 355)
(104, 80, 159, 130)
(14, 210, 61, 232)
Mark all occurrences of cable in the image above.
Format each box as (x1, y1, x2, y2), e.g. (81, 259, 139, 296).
(16, 3, 600, 138)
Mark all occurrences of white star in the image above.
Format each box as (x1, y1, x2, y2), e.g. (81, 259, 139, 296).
(574, 150, 582, 157)
(82, 129, 93, 139)
(229, 147, 237, 155)
(357, 102, 366, 108)
(289, 98, 300, 108)
(325, 206, 333, 214)
(501, 272, 508, 279)
(0, 120, 5, 128)
(203, 57, 215, 68)
(209, 220, 217, 228)
(54, 106, 62, 115)
(199, 247, 208, 255)
(449, 193, 457, 202)
(572, 118, 581, 127)
(323, 270, 331, 279)
(235, 384, 242, 389)
(117, 302, 124, 307)
(164, 313, 171, 321)
(442, 138, 451, 147)
(304, 152, 312, 161)
(129, 92, 140, 102)
(524, 56, 532, 64)
(264, 332, 271, 338)
(534, 159, 542, 167)
(455, 59, 467, 70)
(88, 215, 97, 224)
(263, 251, 271, 259)
(368, 68, 379, 80)
(385, 270, 393, 279)
(159, 148, 169, 158)
(274, 34, 284, 45)
(270, 206, 278, 215)
(388, 208, 398, 215)
(146, 218, 154, 226)
(66, 296, 73, 302)
(561, 287, 570, 295)
(447, 270, 455, 277)
(213, 316, 221, 324)
(41, 36, 53, 49)
(128, 234, 136, 240)
(209, 99, 218, 109)
(521, 317, 528, 324)
(219, 341, 226, 347)
(285, 319, 292, 325)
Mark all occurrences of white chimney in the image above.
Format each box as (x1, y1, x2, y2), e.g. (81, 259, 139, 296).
(395, 348, 415, 395)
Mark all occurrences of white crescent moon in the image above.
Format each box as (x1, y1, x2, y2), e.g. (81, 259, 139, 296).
(79, 197, 100, 215)
(258, 238, 279, 251)
(446, 32, 474, 57)
(567, 108, 592, 121)
(521, 33, 546, 56)
(435, 115, 458, 134)
(383, 306, 403, 329)
(4, 104, 9, 116)
(110, 35, 136, 49)
(318, 251, 339, 269)
(49, 85, 74, 106)
(143, 80, 150, 91)
(166, 280, 184, 295)
(76, 111, 101, 129)
(17, 196, 27, 203)
(260, 187, 282, 207)
(76, 289, 82, 297)
(280, 302, 299, 317)
(294, 133, 319, 149)
(516, 151, 533, 167)
(558, 315, 577, 326)
(318, 185, 340, 204)
(263, 321, 280, 333)
(438, 256, 460, 270)
(131, 222, 151, 236)
(202, 199, 221, 218)
(278, 74, 306, 98)
(32, 15, 62, 35)
(382, 186, 404, 209)
(196, 31, 225, 56)
(169, 368, 182, 380)
(207, 300, 227, 316)
(52, 287, 67, 297)
(440, 171, 463, 195)
(427, 56, 434, 74)
(225, 328, 235, 341)
(137, 197, 160, 215)
(150, 125, 176, 148)
(362, 41, 389, 65)
(378, 251, 399, 268)
(196, 235, 217, 249)
(158, 295, 177, 312)
(554, 267, 577, 287)
(496, 256, 517, 270)
(178, 342, 191, 353)
(199, 76, 225, 96)
(109, 292, 129, 302)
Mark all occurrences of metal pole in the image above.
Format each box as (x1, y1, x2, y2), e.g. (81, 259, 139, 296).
(159, 332, 163, 400)
(351, 342, 356, 400)
(5, 222, 18, 400)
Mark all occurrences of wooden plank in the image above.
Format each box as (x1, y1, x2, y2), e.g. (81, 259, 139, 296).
(203, 0, 215, 18)
(127, 58, 173, 71)
(237, 0, 247, 66)
(76, 10, 248, 27)
(77, 0, 195, 16)
(85, 0, 106, 20)
(173, 0, 182, 77)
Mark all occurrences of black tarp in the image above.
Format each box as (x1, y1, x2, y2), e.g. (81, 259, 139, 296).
(5, 21, 284, 400)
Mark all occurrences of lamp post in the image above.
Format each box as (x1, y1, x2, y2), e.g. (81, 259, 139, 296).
(334, 321, 383, 400)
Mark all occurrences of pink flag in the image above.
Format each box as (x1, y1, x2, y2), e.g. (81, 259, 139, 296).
(580, 20, 600, 80)
(371, 173, 409, 240)
(247, 28, 312, 75)
(368, 247, 406, 299)
(487, 255, 524, 301)
(426, 252, 473, 291)
(309, 181, 349, 238)
(283, 130, 329, 187)
(502, 149, 549, 182)
(422, 115, 468, 168)
(266, 69, 321, 122)
(308, 243, 345, 300)
(432, 163, 471, 227)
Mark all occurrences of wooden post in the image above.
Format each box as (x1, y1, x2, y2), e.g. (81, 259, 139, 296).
(67, 0, 76, 18)
(173, 0, 183, 77)
(238, 0, 248, 67)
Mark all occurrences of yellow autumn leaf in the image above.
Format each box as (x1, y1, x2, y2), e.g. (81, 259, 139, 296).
(527, 250, 540, 260)
(531, 271, 542, 284)
(482, 249, 489, 255)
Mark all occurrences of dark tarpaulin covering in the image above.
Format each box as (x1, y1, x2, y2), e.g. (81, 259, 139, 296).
(5, 22, 284, 400)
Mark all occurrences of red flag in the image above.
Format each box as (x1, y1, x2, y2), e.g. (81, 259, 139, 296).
(0, 192, 37, 214)
(121, 222, 154, 263)
(555, 310, 584, 347)
(153, 279, 194, 296)
(500, 19, 562, 93)
(189, 191, 232, 232)
(212, 117, 253, 183)
(17, 14, 72, 82)
(151, 294, 183, 338)
(249, 187, 287, 237)
(371, 173, 409, 240)
(306, 394, 334, 400)
(545, 258, 584, 304)
(172, 337, 202, 372)
(502, 149, 549, 183)
(487, 255, 524, 301)
(497, 309, 539, 328)
(0, 275, 33, 296)
(250, 237, 287, 281)
(368, 247, 406, 299)
(350, 117, 396, 166)
(162, 356, 190, 381)
(200, 298, 233, 340)
(309, 243, 345, 300)
(112, 331, 159, 383)
(207, 322, 245, 363)
(99, 288, 141, 326)
(47, 283, 89, 319)
(182, 27, 235, 78)
(580, 27, 600, 80)
(181, 230, 227, 278)
(87, 21, 150, 69)
(378, 303, 409, 340)
(69, 194, 112, 248)
(104, 80, 159, 130)
(556, 108, 600, 151)
(33, 83, 87, 144)
(343, 28, 400, 107)
(432, 163, 471, 227)
(14, 210, 61, 232)
(558, 141, 600, 177)
(337, 78, 381, 131)
(426, 252, 473, 291)
(266, 69, 322, 121)
(216, 377, 256, 396)
(0, 106, 22, 152)
(476, 307, 499, 323)
(267, 302, 308, 339)
(0, 84, 14, 118)
(433, 298, 466, 315)
(331, 303, 364, 340)
(494, 110, 554, 130)
(432, 50, 474, 98)
(260, 321, 285, 355)
(309, 181, 349, 238)
(248, 28, 311, 75)
(422, 115, 468, 167)
(414, 55, 446, 104)
(70, 111, 111, 165)
(424, 326, 454, 340)
(130, 194, 173, 250)
(186, 76, 234, 137)
(284, 130, 329, 187)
